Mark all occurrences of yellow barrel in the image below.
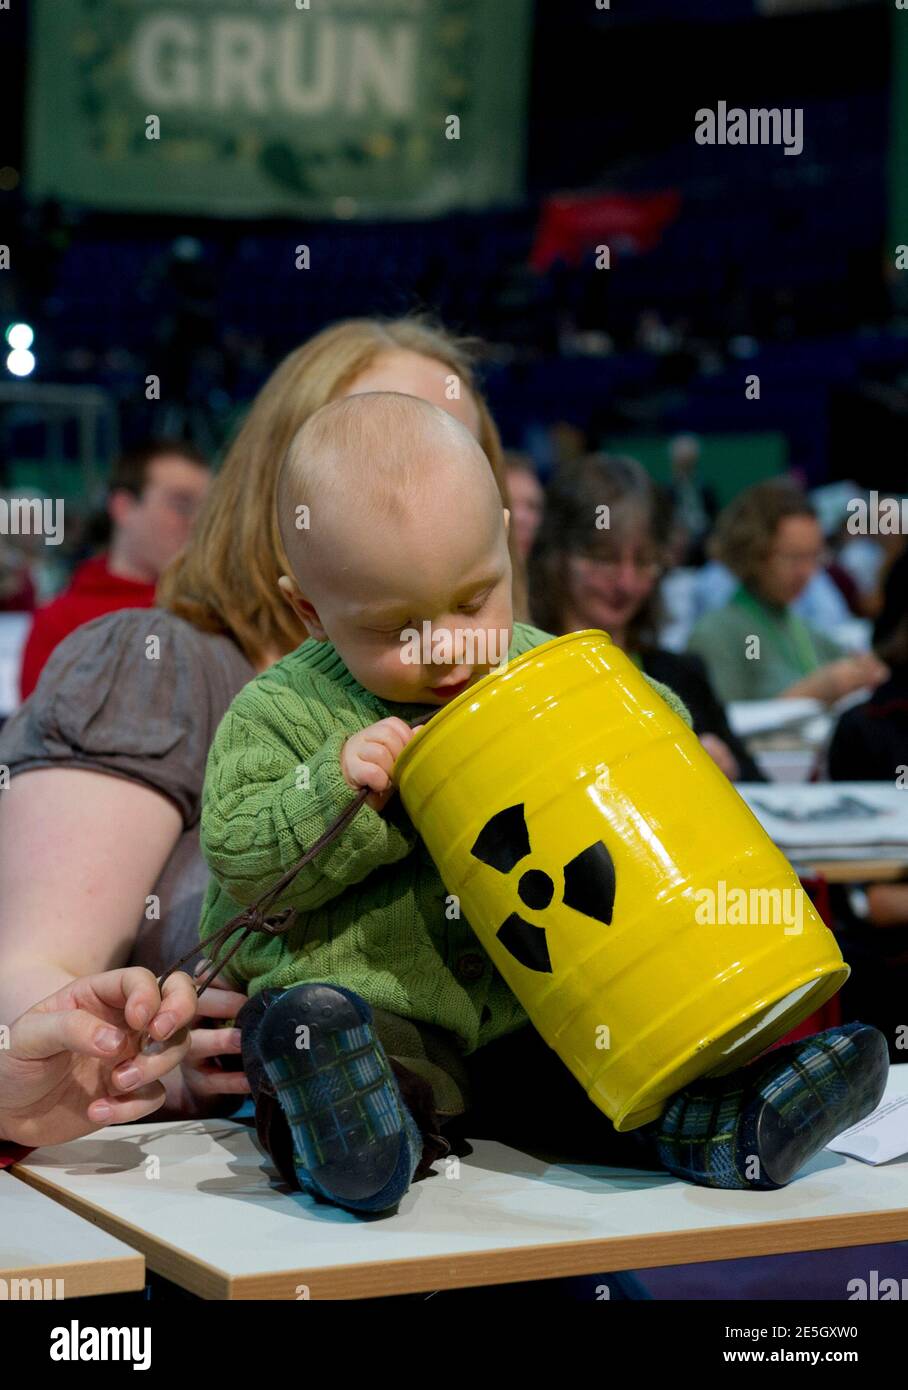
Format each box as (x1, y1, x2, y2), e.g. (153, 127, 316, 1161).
(393, 630, 849, 1131)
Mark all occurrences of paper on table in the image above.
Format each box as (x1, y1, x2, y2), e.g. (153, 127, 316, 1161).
(738, 782, 908, 853)
(727, 698, 825, 739)
(826, 1093, 908, 1166)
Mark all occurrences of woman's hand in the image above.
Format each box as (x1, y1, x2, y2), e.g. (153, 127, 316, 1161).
(786, 653, 889, 704)
(0, 967, 197, 1147)
(699, 733, 740, 781)
(158, 965, 251, 1120)
(816, 653, 889, 703)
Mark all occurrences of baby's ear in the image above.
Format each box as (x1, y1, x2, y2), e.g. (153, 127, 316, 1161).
(502, 507, 511, 535)
(278, 575, 325, 639)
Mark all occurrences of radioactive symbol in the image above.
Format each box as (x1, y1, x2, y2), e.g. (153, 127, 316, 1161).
(470, 803, 616, 973)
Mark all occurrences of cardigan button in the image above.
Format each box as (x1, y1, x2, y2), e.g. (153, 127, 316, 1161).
(456, 952, 486, 982)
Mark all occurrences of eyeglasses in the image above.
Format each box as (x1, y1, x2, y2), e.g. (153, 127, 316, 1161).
(767, 548, 828, 568)
(573, 553, 663, 579)
(160, 491, 204, 519)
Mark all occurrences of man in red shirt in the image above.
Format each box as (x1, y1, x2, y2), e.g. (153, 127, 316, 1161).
(19, 439, 211, 698)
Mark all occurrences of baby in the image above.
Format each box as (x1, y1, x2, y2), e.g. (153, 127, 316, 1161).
(198, 392, 887, 1215)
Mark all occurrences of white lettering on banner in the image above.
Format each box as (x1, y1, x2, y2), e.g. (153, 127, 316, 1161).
(133, 17, 200, 107)
(212, 20, 269, 113)
(132, 15, 417, 118)
(279, 23, 337, 114)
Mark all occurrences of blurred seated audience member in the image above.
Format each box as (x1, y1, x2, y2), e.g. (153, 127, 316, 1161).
(665, 434, 717, 566)
(691, 552, 853, 632)
(809, 481, 906, 620)
(807, 482, 863, 615)
(863, 531, 907, 625)
(687, 480, 888, 705)
(529, 453, 762, 781)
(19, 440, 211, 699)
(824, 542, 862, 616)
(834, 489, 901, 619)
(872, 539, 908, 645)
(829, 610, 908, 785)
(549, 419, 588, 468)
(837, 529, 890, 608)
(0, 535, 36, 612)
(0, 487, 70, 606)
(828, 594, 908, 1061)
(504, 452, 544, 561)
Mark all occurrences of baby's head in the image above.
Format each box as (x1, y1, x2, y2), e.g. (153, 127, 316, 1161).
(276, 391, 513, 705)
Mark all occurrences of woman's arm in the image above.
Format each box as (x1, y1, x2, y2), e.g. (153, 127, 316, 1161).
(0, 768, 251, 1118)
(0, 768, 182, 1024)
(782, 653, 889, 703)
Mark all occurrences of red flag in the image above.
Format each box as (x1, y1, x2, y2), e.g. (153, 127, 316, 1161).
(531, 190, 682, 272)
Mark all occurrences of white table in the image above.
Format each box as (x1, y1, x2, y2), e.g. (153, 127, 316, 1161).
(10, 1067, 908, 1300)
(1, 1170, 144, 1298)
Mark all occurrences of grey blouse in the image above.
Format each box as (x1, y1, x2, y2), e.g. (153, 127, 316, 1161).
(0, 608, 255, 977)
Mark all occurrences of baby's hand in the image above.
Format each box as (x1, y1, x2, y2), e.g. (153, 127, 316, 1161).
(341, 717, 417, 811)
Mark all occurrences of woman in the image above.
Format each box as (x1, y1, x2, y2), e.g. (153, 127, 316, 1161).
(528, 452, 760, 781)
(504, 451, 544, 561)
(687, 479, 888, 705)
(0, 315, 527, 1122)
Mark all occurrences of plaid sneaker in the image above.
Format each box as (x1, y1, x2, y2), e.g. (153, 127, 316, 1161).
(257, 982, 423, 1214)
(651, 1022, 889, 1190)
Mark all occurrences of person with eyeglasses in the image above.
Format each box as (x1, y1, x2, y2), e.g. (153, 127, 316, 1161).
(528, 452, 761, 781)
(687, 480, 889, 706)
(18, 439, 212, 700)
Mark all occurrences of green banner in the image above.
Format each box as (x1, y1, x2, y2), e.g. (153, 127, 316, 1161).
(27, 0, 531, 218)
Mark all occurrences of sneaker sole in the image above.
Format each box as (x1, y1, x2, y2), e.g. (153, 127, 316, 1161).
(257, 983, 409, 1204)
(757, 1024, 890, 1187)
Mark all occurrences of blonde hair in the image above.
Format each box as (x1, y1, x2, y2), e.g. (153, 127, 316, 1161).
(158, 317, 527, 664)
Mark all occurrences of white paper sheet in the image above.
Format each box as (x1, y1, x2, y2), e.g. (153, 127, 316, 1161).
(827, 1093, 908, 1166)
(737, 782, 908, 855)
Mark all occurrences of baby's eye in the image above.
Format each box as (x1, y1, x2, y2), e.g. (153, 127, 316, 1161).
(460, 588, 492, 615)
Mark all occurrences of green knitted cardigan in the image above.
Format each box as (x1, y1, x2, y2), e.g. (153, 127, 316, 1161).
(198, 622, 691, 1055)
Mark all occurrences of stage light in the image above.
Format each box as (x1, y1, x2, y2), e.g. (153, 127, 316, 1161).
(7, 347, 36, 377)
(5, 322, 34, 350)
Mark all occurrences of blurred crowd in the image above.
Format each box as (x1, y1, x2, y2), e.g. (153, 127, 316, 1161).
(3, 427, 904, 760)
